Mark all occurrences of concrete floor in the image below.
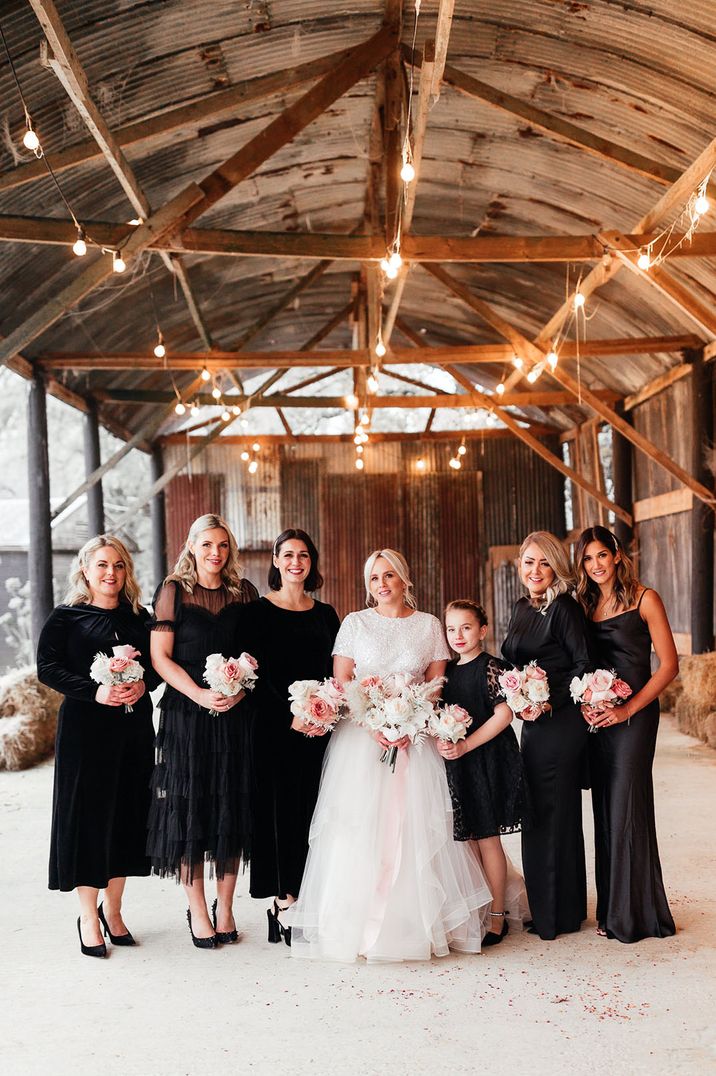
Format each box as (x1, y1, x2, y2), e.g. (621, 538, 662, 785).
(1, 715, 714, 1076)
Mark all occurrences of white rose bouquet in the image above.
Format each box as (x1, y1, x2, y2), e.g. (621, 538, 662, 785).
(203, 652, 258, 717)
(498, 661, 550, 721)
(428, 703, 473, 744)
(288, 677, 349, 734)
(349, 672, 445, 771)
(90, 644, 144, 712)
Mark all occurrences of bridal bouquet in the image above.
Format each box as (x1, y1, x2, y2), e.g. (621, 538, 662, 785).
(203, 652, 258, 717)
(428, 703, 473, 744)
(288, 677, 349, 734)
(570, 668, 632, 733)
(90, 644, 144, 712)
(498, 661, 550, 721)
(348, 673, 445, 771)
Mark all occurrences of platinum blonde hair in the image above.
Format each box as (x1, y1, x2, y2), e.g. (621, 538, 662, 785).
(519, 530, 574, 612)
(64, 534, 141, 614)
(363, 548, 417, 609)
(167, 513, 245, 598)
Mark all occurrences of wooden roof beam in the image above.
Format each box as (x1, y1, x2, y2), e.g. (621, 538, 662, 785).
(159, 427, 556, 446)
(96, 389, 619, 409)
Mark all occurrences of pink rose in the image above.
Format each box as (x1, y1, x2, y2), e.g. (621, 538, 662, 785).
(360, 676, 383, 689)
(613, 678, 632, 700)
(307, 696, 335, 724)
(500, 670, 522, 695)
(238, 652, 258, 672)
(591, 669, 614, 694)
(521, 703, 544, 722)
(582, 687, 593, 703)
(112, 644, 140, 660)
(223, 660, 242, 682)
(524, 663, 547, 681)
(108, 656, 130, 673)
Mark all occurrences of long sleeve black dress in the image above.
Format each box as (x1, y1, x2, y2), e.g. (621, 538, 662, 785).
(588, 591, 675, 942)
(502, 593, 592, 940)
(38, 601, 160, 892)
(247, 597, 340, 900)
(146, 578, 258, 881)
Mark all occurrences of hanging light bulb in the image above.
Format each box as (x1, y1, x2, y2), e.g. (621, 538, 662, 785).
(694, 191, 710, 216)
(375, 337, 386, 359)
(367, 370, 379, 394)
(153, 334, 166, 359)
(355, 444, 364, 455)
(385, 261, 399, 280)
(353, 433, 362, 445)
(344, 393, 359, 410)
(380, 257, 390, 274)
(415, 457, 426, 472)
(512, 356, 523, 370)
(526, 367, 540, 384)
(220, 409, 230, 422)
(547, 350, 558, 370)
(457, 443, 467, 457)
(112, 250, 126, 273)
(200, 366, 211, 382)
(211, 385, 222, 400)
(252, 442, 260, 453)
(448, 456, 462, 470)
(359, 410, 370, 428)
(127, 218, 142, 226)
(637, 249, 651, 271)
(174, 401, 186, 416)
(574, 291, 586, 309)
(388, 250, 402, 272)
(190, 401, 200, 416)
(400, 158, 415, 183)
(232, 405, 241, 416)
(355, 457, 364, 471)
(22, 120, 40, 153)
(72, 227, 87, 257)
(248, 459, 259, 475)
(240, 450, 250, 462)
(496, 382, 505, 396)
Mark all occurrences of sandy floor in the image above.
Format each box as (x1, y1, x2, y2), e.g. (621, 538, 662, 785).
(1, 715, 714, 1076)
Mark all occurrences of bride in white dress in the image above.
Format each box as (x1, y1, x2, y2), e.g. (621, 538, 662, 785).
(289, 549, 494, 962)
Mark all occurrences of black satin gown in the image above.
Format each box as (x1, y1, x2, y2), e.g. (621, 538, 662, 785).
(502, 594, 591, 939)
(588, 592, 675, 943)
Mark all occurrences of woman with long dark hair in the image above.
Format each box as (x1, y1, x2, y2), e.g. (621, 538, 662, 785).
(248, 529, 340, 944)
(575, 525, 677, 943)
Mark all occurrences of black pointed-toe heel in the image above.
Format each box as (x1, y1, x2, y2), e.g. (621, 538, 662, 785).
(77, 916, 107, 958)
(186, 908, 217, 950)
(98, 902, 136, 946)
(483, 912, 509, 948)
(211, 898, 238, 944)
(267, 900, 292, 946)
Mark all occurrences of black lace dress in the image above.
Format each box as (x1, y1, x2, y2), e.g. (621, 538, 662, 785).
(502, 594, 592, 940)
(441, 652, 528, 840)
(146, 578, 258, 880)
(38, 601, 161, 892)
(588, 592, 675, 942)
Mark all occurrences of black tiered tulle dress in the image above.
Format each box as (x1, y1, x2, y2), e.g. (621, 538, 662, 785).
(588, 592, 675, 943)
(502, 594, 592, 940)
(38, 601, 161, 892)
(441, 652, 528, 840)
(146, 578, 258, 881)
(248, 597, 340, 900)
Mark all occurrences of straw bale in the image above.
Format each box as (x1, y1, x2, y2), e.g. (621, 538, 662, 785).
(0, 665, 61, 771)
(673, 653, 716, 747)
(659, 677, 682, 714)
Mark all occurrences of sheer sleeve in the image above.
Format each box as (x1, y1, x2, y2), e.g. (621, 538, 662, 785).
(36, 609, 97, 702)
(150, 581, 179, 632)
(485, 656, 507, 707)
(428, 615, 451, 663)
(332, 613, 357, 660)
(240, 578, 259, 603)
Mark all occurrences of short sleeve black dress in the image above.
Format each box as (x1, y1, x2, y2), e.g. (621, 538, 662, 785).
(502, 593, 592, 940)
(441, 652, 528, 841)
(588, 591, 675, 942)
(146, 577, 258, 881)
(38, 601, 160, 892)
(248, 597, 340, 900)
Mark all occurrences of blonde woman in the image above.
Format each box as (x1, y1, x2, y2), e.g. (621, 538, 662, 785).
(501, 531, 592, 940)
(289, 549, 492, 962)
(38, 536, 160, 958)
(147, 514, 258, 948)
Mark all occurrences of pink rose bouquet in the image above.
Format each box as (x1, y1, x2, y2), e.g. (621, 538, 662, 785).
(203, 652, 258, 716)
(498, 661, 550, 721)
(428, 703, 472, 744)
(569, 668, 632, 732)
(348, 672, 445, 771)
(90, 644, 144, 712)
(288, 677, 349, 734)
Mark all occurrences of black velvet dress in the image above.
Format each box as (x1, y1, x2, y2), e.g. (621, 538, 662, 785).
(441, 652, 528, 840)
(502, 594, 591, 940)
(588, 592, 676, 943)
(38, 601, 160, 892)
(248, 597, 340, 900)
(146, 578, 258, 881)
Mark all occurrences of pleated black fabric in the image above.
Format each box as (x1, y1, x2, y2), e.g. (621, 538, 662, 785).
(38, 602, 160, 892)
(146, 578, 258, 881)
(588, 599, 675, 943)
(248, 597, 340, 900)
(502, 594, 592, 940)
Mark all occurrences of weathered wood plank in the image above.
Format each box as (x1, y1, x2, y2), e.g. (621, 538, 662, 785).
(624, 364, 692, 411)
(633, 488, 694, 522)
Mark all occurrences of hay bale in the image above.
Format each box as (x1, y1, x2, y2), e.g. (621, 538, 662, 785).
(659, 676, 682, 714)
(0, 665, 62, 771)
(674, 653, 716, 747)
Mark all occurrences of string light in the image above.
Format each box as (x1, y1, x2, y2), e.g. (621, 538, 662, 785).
(694, 191, 710, 217)
(512, 356, 523, 370)
(252, 442, 260, 453)
(457, 442, 467, 457)
(127, 218, 142, 226)
(359, 410, 371, 428)
(344, 393, 359, 410)
(355, 457, 364, 471)
(526, 365, 543, 384)
(356, 444, 364, 455)
(190, 401, 200, 416)
(415, 457, 426, 472)
(496, 382, 505, 396)
(174, 401, 186, 416)
(448, 456, 462, 470)
(221, 409, 231, 422)
(22, 118, 40, 154)
(546, 350, 558, 371)
(240, 450, 250, 462)
(72, 227, 87, 257)
(200, 366, 211, 382)
(400, 159, 415, 183)
(367, 369, 379, 394)
(153, 333, 166, 359)
(232, 405, 241, 416)
(375, 336, 386, 359)
(112, 250, 126, 273)
(211, 385, 222, 400)
(574, 291, 586, 309)
(248, 459, 259, 475)
(637, 248, 651, 271)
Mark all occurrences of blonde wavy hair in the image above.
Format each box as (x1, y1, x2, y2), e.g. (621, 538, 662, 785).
(363, 548, 417, 609)
(519, 531, 574, 612)
(167, 514, 245, 598)
(64, 534, 142, 613)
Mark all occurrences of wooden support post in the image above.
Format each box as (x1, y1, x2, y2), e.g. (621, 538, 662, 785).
(83, 401, 104, 535)
(27, 375, 53, 644)
(689, 350, 715, 653)
(611, 402, 634, 551)
(149, 444, 168, 589)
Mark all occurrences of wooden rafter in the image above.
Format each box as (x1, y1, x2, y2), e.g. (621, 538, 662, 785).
(160, 426, 557, 446)
(232, 260, 333, 352)
(623, 365, 691, 411)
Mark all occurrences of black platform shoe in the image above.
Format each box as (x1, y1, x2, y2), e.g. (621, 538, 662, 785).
(212, 898, 238, 944)
(267, 900, 292, 946)
(483, 911, 509, 947)
(186, 908, 217, 949)
(77, 916, 107, 958)
(98, 901, 136, 946)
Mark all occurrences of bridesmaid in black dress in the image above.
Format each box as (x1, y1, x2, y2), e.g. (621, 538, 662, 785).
(248, 529, 339, 944)
(147, 514, 258, 948)
(575, 525, 677, 942)
(502, 531, 592, 940)
(38, 535, 160, 957)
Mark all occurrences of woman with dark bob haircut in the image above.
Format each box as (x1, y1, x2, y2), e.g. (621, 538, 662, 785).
(246, 529, 340, 944)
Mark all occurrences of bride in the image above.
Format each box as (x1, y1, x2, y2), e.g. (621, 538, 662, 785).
(289, 549, 495, 962)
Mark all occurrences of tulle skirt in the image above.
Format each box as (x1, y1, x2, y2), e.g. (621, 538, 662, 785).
(289, 722, 498, 963)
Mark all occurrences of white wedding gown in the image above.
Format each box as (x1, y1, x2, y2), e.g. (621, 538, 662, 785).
(289, 608, 495, 963)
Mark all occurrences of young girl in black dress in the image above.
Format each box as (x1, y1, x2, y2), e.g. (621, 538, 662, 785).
(436, 600, 527, 947)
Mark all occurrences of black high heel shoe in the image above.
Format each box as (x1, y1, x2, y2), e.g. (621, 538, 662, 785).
(186, 908, 218, 949)
(267, 900, 292, 946)
(77, 916, 107, 958)
(98, 902, 136, 946)
(483, 911, 509, 948)
(212, 898, 238, 944)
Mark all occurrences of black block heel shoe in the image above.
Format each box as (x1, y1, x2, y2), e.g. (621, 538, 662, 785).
(267, 900, 292, 946)
(483, 911, 509, 948)
(77, 917, 107, 958)
(98, 902, 136, 946)
(186, 908, 217, 949)
(212, 898, 238, 944)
